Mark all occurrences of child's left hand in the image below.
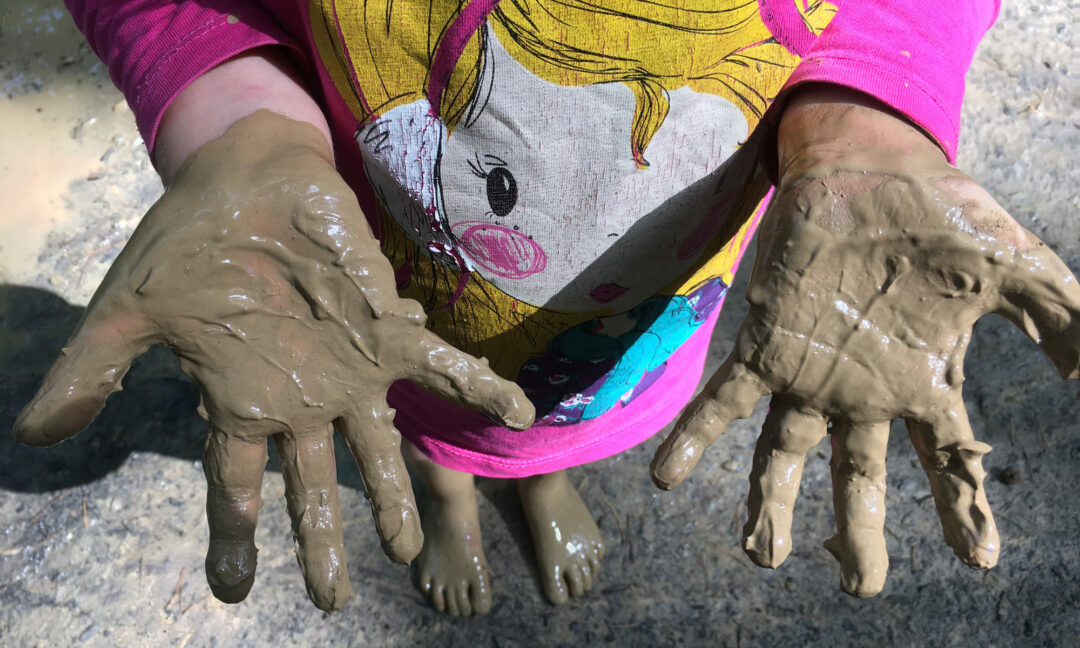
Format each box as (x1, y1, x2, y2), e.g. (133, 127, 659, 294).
(650, 87, 1080, 597)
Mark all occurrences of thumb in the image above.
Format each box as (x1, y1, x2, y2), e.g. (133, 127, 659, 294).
(932, 176, 1080, 379)
(994, 234, 1080, 380)
(14, 310, 154, 446)
(651, 356, 766, 490)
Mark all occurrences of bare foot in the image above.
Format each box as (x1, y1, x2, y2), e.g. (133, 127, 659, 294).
(405, 443, 493, 617)
(517, 471, 605, 605)
(415, 491, 493, 616)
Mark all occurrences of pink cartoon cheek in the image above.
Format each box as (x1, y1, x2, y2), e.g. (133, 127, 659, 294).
(451, 221, 547, 280)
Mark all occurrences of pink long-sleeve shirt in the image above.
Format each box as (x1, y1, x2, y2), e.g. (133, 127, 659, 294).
(66, 0, 1000, 478)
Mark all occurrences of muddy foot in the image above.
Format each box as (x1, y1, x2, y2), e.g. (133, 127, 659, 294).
(415, 490, 493, 617)
(518, 471, 605, 605)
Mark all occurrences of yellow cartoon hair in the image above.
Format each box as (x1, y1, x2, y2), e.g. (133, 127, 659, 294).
(310, 0, 486, 128)
(309, 0, 830, 374)
(312, 0, 835, 165)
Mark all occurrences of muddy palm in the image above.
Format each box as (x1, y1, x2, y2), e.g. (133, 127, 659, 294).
(652, 95, 1080, 597)
(13, 112, 534, 612)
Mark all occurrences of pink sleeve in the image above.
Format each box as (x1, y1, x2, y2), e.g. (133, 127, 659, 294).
(771, 0, 1000, 163)
(65, 1, 298, 153)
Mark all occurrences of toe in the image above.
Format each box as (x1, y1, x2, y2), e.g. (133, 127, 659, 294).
(587, 552, 602, 578)
(444, 585, 461, 617)
(469, 580, 493, 616)
(565, 564, 585, 598)
(543, 567, 570, 606)
(455, 584, 473, 617)
(418, 574, 433, 596)
(579, 561, 594, 592)
(430, 584, 447, 613)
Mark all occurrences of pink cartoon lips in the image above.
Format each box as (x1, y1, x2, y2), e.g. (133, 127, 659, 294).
(451, 221, 547, 280)
(588, 283, 629, 303)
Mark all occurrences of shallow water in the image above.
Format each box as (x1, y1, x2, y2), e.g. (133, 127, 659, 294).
(0, 0, 158, 303)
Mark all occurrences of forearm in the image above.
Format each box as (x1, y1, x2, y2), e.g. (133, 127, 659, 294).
(154, 47, 332, 184)
(65, 0, 306, 175)
(776, 84, 945, 182)
(774, 0, 1000, 162)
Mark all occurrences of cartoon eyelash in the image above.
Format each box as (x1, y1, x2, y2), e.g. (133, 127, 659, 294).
(468, 153, 511, 179)
(467, 153, 487, 179)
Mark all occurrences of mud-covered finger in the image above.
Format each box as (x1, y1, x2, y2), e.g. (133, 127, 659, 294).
(399, 329, 535, 430)
(274, 423, 352, 612)
(993, 229, 1080, 380)
(930, 174, 1080, 379)
(291, 172, 421, 323)
(905, 405, 998, 569)
(742, 396, 828, 568)
(587, 551, 602, 577)
(14, 311, 154, 447)
(544, 566, 570, 606)
(824, 419, 891, 598)
(202, 425, 268, 603)
(336, 403, 423, 564)
(651, 356, 767, 490)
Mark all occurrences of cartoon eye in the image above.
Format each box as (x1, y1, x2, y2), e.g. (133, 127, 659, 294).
(486, 167, 517, 217)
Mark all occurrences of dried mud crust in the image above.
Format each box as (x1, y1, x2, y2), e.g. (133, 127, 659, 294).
(2, 1, 1079, 647)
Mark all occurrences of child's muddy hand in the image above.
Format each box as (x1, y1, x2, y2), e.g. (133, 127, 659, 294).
(13, 111, 534, 612)
(651, 94, 1080, 597)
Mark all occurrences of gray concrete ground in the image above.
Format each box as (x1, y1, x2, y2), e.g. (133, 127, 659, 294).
(1, 2, 1078, 646)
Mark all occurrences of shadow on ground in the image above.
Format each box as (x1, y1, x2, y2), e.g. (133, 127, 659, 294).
(0, 283, 372, 494)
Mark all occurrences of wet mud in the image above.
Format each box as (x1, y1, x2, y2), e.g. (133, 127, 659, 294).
(2, 1, 1079, 646)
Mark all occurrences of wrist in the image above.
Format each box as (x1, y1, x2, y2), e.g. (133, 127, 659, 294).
(776, 84, 945, 181)
(154, 47, 332, 184)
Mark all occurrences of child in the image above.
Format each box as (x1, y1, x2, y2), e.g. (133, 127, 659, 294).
(21, 0, 1078, 617)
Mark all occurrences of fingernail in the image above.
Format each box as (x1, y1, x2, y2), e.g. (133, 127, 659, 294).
(958, 544, 999, 569)
(825, 533, 887, 598)
(307, 571, 351, 613)
(206, 540, 258, 603)
(742, 531, 791, 569)
(494, 393, 535, 430)
(649, 455, 684, 490)
(376, 505, 422, 563)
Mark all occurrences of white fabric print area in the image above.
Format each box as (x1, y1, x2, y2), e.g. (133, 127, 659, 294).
(356, 25, 749, 314)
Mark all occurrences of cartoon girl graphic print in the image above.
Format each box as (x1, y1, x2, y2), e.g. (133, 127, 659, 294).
(311, 0, 835, 423)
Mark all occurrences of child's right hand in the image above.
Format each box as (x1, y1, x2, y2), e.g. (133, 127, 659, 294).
(651, 87, 1080, 597)
(13, 110, 534, 612)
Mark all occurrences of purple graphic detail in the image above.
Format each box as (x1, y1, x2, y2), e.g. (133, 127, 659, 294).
(623, 361, 667, 405)
(518, 278, 728, 425)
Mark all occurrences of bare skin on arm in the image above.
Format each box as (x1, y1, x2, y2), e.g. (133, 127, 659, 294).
(651, 86, 1080, 597)
(13, 110, 534, 612)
